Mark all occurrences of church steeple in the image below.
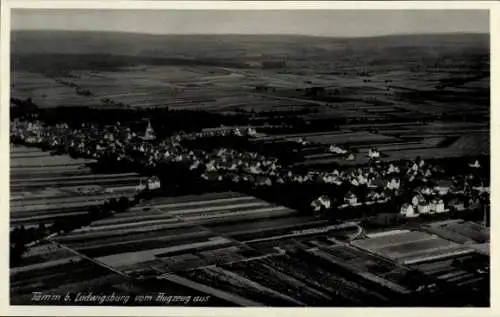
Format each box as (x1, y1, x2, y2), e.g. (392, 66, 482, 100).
(143, 120, 156, 141)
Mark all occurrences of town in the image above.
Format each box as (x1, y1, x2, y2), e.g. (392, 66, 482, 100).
(9, 10, 490, 308)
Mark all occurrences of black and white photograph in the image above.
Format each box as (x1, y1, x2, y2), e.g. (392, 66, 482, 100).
(6, 5, 491, 309)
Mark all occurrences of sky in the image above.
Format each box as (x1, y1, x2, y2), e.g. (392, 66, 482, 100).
(11, 10, 489, 37)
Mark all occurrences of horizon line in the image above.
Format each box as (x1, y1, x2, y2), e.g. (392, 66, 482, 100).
(11, 28, 490, 39)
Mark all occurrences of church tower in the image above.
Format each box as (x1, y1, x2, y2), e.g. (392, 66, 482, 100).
(143, 120, 156, 141)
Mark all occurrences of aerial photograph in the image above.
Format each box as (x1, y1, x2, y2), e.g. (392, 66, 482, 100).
(9, 9, 490, 307)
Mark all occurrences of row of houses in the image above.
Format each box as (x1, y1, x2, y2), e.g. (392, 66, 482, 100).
(12, 119, 488, 220)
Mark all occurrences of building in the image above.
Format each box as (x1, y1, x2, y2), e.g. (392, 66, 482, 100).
(345, 192, 359, 206)
(346, 153, 356, 161)
(469, 160, 481, 168)
(147, 176, 161, 190)
(367, 148, 381, 159)
(311, 195, 331, 212)
(142, 120, 156, 141)
(386, 178, 400, 191)
(400, 203, 418, 218)
(418, 202, 432, 215)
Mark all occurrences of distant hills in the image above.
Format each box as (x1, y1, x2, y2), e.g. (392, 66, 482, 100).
(11, 30, 489, 73)
(12, 30, 489, 56)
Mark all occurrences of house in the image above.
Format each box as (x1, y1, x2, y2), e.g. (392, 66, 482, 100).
(249, 165, 262, 175)
(247, 127, 257, 137)
(377, 193, 389, 204)
(367, 148, 381, 159)
(329, 144, 348, 154)
(189, 160, 200, 170)
(345, 192, 360, 206)
(469, 160, 481, 168)
(435, 199, 448, 213)
(234, 128, 243, 137)
(419, 159, 426, 168)
(367, 191, 385, 203)
(423, 169, 432, 178)
(136, 178, 147, 192)
(206, 160, 216, 172)
(386, 178, 400, 191)
(387, 164, 400, 174)
(258, 177, 272, 187)
(412, 194, 425, 206)
(473, 184, 490, 194)
(174, 154, 184, 162)
(346, 153, 355, 161)
(418, 202, 432, 214)
(400, 203, 418, 218)
(147, 176, 161, 190)
(311, 195, 332, 211)
(357, 174, 368, 185)
(420, 187, 433, 195)
(297, 138, 310, 146)
(232, 175, 241, 183)
(409, 162, 419, 173)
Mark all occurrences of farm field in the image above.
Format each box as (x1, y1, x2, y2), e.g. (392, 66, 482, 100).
(422, 220, 490, 244)
(256, 128, 490, 167)
(48, 190, 436, 305)
(351, 230, 476, 265)
(409, 253, 489, 293)
(10, 145, 141, 227)
(50, 191, 296, 274)
(171, 241, 429, 306)
(10, 253, 130, 305)
(53, 191, 364, 275)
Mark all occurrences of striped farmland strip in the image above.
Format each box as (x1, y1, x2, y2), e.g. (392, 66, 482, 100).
(11, 211, 89, 225)
(96, 203, 275, 225)
(10, 170, 94, 180)
(86, 213, 176, 227)
(161, 201, 272, 216)
(11, 192, 128, 207)
(96, 237, 232, 268)
(182, 206, 295, 222)
(10, 176, 141, 188)
(9, 172, 140, 184)
(128, 193, 252, 212)
(86, 217, 198, 231)
(56, 223, 201, 244)
(56, 226, 207, 248)
(351, 231, 435, 251)
(183, 207, 298, 227)
(12, 199, 109, 214)
(71, 232, 218, 259)
(74, 217, 183, 233)
(157, 196, 263, 212)
(401, 247, 475, 265)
